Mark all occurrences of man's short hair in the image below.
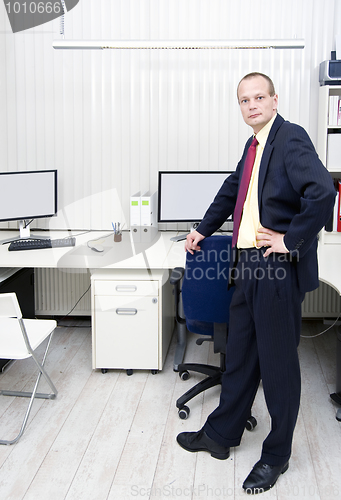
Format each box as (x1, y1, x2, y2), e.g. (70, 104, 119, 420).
(237, 72, 276, 99)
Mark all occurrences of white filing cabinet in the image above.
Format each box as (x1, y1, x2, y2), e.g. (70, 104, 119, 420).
(91, 268, 174, 373)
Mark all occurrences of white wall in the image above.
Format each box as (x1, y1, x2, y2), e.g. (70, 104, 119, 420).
(0, 0, 339, 231)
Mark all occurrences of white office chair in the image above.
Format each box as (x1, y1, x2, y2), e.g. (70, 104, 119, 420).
(0, 292, 58, 445)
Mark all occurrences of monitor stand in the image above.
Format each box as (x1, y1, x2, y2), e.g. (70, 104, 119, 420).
(0, 220, 50, 245)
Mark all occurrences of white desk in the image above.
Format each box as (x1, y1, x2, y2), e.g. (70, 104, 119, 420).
(0, 230, 183, 270)
(0, 229, 186, 374)
(318, 235, 341, 296)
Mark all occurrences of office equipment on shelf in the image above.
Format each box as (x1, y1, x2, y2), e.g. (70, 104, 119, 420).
(170, 234, 257, 431)
(0, 292, 58, 445)
(8, 236, 76, 251)
(319, 59, 341, 86)
(0, 170, 57, 244)
(157, 171, 233, 230)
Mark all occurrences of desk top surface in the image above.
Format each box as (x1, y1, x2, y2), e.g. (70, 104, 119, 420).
(1, 229, 339, 296)
(0, 230, 186, 271)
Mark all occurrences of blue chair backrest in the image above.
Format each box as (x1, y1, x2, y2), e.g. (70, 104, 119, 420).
(182, 235, 235, 336)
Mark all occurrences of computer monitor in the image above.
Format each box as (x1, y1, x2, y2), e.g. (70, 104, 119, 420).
(157, 170, 233, 226)
(0, 170, 57, 243)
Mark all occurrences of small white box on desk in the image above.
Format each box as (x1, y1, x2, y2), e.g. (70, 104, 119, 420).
(130, 192, 141, 242)
(141, 191, 158, 242)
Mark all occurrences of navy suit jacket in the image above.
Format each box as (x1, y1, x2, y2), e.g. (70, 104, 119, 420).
(197, 114, 336, 293)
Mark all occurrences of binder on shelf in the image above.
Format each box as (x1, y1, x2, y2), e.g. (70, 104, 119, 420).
(333, 191, 339, 231)
(327, 134, 341, 171)
(328, 95, 341, 126)
(335, 181, 341, 232)
(130, 192, 141, 242)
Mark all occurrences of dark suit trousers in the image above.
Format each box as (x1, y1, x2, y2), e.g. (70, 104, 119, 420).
(203, 248, 305, 466)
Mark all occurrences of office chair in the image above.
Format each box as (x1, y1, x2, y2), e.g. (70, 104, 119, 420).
(171, 235, 257, 431)
(0, 293, 58, 445)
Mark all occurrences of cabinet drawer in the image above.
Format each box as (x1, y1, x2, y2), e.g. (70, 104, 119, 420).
(93, 279, 159, 297)
(93, 294, 159, 369)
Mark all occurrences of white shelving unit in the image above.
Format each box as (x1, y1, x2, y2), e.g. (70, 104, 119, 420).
(317, 85, 341, 246)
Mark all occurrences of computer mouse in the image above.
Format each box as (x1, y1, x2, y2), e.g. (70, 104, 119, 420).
(90, 244, 104, 253)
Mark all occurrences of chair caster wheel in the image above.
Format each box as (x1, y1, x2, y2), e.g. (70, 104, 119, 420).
(179, 370, 190, 381)
(151, 370, 158, 375)
(101, 369, 108, 374)
(126, 369, 133, 376)
(245, 416, 257, 431)
(178, 406, 190, 419)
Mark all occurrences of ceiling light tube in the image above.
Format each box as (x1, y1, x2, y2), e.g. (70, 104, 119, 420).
(52, 39, 305, 50)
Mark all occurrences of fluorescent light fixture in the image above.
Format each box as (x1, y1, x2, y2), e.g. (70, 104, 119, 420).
(53, 39, 305, 50)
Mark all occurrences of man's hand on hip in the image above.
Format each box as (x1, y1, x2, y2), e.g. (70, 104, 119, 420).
(256, 227, 289, 258)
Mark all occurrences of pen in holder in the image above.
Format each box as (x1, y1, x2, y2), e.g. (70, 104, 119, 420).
(112, 222, 122, 242)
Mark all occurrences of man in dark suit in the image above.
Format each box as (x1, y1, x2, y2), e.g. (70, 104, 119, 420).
(176, 73, 335, 494)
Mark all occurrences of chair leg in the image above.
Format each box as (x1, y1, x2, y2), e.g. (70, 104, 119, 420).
(176, 372, 222, 410)
(173, 321, 187, 372)
(178, 362, 221, 378)
(0, 332, 58, 445)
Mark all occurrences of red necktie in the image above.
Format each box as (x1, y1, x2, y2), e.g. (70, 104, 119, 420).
(232, 137, 258, 248)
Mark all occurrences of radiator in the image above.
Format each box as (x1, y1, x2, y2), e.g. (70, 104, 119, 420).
(34, 269, 341, 319)
(35, 268, 91, 316)
(302, 281, 341, 318)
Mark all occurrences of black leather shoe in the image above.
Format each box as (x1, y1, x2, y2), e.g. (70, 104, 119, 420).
(243, 460, 289, 494)
(176, 428, 230, 460)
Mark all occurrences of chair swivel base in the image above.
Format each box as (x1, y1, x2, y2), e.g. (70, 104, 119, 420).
(176, 364, 257, 431)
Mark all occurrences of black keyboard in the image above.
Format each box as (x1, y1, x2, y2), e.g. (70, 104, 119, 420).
(8, 237, 76, 251)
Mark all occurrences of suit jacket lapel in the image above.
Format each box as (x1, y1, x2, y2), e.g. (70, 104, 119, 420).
(257, 114, 284, 200)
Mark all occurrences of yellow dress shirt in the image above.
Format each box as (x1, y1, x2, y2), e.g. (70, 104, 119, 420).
(237, 114, 277, 249)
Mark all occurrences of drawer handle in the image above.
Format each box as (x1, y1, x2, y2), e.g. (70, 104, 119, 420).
(116, 308, 138, 315)
(115, 285, 137, 292)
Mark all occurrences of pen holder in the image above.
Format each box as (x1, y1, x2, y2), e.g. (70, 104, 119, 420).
(114, 232, 122, 242)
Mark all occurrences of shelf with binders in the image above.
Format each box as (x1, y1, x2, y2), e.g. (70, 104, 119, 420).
(317, 85, 341, 165)
(318, 85, 341, 242)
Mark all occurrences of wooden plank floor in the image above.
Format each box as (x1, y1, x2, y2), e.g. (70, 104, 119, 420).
(0, 319, 340, 499)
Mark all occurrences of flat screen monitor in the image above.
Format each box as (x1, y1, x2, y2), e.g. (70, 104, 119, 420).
(158, 171, 232, 223)
(0, 169, 57, 242)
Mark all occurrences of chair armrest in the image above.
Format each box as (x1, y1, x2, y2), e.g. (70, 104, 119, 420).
(170, 267, 185, 285)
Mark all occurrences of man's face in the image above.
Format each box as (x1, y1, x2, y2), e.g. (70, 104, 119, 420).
(237, 76, 278, 134)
